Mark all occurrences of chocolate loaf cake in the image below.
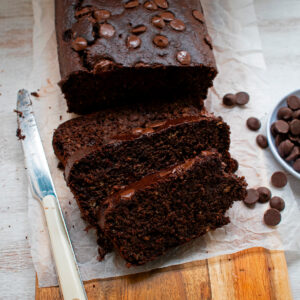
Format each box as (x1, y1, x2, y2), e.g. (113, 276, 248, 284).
(99, 152, 247, 266)
(53, 100, 202, 167)
(55, 0, 217, 114)
(64, 114, 234, 227)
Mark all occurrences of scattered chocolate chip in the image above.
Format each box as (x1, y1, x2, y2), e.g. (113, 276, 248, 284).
(287, 95, 300, 110)
(256, 134, 268, 149)
(153, 35, 169, 48)
(277, 107, 292, 120)
(271, 123, 277, 136)
(271, 171, 287, 188)
(143, 1, 158, 10)
(192, 10, 205, 23)
(176, 51, 191, 65)
(278, 140, 294, 157)
(204, 34, 213, 49)
(131, 25, 147, 34)
(160, 11, 175, 22)
(71, 37, 88, 51)
(170, 19, 185, 31)
(222, 93, 236, 107)
(257, 187, 271, 203)
(152, 16, 165, 29)
(94, 9, 111, 22)
(57, 161, 64, 170)
(293, 158, 300, 172)
(127, 35, 141, 49)
(264, 208, 281, 226)
(243, 188, 259, 206)
(235, 92, 250, 105)
(246, 117, 261, 131)
(75, 7, 92, 18)
(293, 110, 300, 119)
(286, 146, 300, 161)
(99, 23, 115, 38)
(154, 0, 168, 9)
(274, 120, 289, 134)
(270, 196, 285, 211)
(16, 128, 25, 140)
(124, 0, 140, 8)
(290, 119, 300, 135)
(63, 29, 73, 42)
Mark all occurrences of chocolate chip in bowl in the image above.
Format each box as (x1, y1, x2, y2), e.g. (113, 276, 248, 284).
(267, 89, 300, 179)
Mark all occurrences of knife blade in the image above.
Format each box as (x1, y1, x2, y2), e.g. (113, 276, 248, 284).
(17, 89, 87, 300)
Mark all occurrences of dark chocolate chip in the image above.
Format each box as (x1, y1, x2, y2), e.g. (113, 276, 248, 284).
(290, 119, 300, 135)
(176, 51, 191, 65)
(75, 7, 92, 18)
(257, 187, 272, 203)
(277, 107, 292, 120)
(99, 23, 115, 38)
(275, 134, 286, 147)
(152, 16, 165, 29)
(271, 171, 287, 188)
(293, 158, 300, 172)
(264, 208, 281, 226)
(274, 120, 289, 134)
(154, 0, 168, 9)
(222, 93, 236, 107)
(243, 188, 259, 206)
(287, 95, 300, 110)
(153, 35, 169, 48)
(127, 35, 141, 49)
(62, 29, 73, 42)
(143, 1, 158, 10)
(271, 122, 277, 136)
(270, 196, 285, 211)
(131, 25, 147, 34)
(235, 92, 250, 105)
(93, 59, 115, 73)
(286, 146, 300, 161)
(124, 0, 140, 8)
(293, 110, 300, 119)
(278, 140, 294, 157)
(204, 34, 213, 49)
(246, 117, 261, 131)
(256, 134, 268, 149)
(192, 10, 205, 23)
(160, 11, 175, 22)
(170, 19, 185, 31)
(71, 37, 87, 51)
(94, 9, 111, 22)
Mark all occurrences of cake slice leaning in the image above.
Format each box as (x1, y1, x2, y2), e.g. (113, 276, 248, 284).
(64, 114, 235, 226)
(98, 151, 247, 266)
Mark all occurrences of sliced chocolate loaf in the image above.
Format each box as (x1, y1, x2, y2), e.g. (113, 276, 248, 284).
(64, 114, 234, 227)
(53, 100, 202, 167)
(99, 152, 247, 266)
(55, 0, 217, 114)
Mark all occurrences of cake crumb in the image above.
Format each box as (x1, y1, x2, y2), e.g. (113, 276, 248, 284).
(14, 109, 23, 118)
(16, 128, 25, 140)
(31, 91, 40, 97)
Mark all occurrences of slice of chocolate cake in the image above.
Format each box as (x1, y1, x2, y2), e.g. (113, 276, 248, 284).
(53, 100, 202, 167)
(99, 152, 247, 266)
(55, 0, 217, 114)
(64, 114, 234, 227)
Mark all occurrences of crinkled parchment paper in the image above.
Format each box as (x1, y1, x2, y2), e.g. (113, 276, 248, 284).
(27, 0, 300, 287)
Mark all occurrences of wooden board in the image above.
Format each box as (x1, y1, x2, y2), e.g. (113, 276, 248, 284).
(36, 247, 292, 300)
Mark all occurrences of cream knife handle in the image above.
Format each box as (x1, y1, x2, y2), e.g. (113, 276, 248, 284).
(43, 195, 87, 300)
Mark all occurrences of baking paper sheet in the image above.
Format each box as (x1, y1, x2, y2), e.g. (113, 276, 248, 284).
(27, 0, 300, 287)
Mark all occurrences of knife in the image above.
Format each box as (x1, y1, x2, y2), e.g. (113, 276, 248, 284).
(17, 89, 87, 300)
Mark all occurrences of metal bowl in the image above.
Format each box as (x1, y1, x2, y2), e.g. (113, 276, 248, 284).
(267, 89, 300, 179)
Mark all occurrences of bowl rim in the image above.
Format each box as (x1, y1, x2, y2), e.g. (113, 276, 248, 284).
(266, 89, 300, 180)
